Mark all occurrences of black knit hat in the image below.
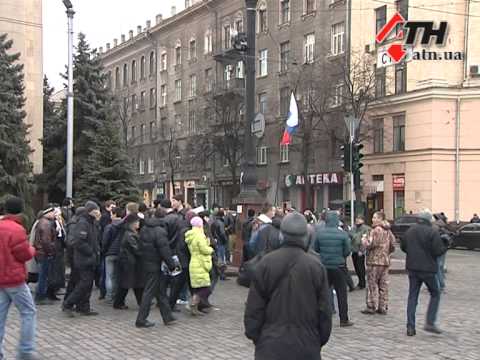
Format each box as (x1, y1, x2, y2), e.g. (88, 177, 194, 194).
(5, 196, 24, 215)
(84, 201, 100, 213)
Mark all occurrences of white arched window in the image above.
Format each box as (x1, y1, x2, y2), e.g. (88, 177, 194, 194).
(189, 37, 197, 60)
(204, 29, 213, 54)
(149, 51, 155, 75)
(140, 55, 146, 79)
(174, 40, 182, 65)
(131, 59, 137, 83)
(257, 1, 267, 33)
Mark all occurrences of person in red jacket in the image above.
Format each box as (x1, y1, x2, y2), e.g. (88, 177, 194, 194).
(0, 196, 39, 360)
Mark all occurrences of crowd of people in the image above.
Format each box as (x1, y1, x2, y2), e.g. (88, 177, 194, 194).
(0, 195, 451, 359)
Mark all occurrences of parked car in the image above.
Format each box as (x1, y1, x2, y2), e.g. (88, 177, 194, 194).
(391, 215, 422, 241)
(451, 223, 480, 250)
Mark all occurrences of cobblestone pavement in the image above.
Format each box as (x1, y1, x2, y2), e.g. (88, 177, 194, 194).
(3, 249, 479, 360)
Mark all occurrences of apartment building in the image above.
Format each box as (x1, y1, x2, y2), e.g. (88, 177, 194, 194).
(343, 0, 480, 221)
(100, 0, 349, 209)
(0, 0, 43, 174)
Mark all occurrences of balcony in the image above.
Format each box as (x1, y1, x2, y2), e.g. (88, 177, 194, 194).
(213, 78, 245, 100)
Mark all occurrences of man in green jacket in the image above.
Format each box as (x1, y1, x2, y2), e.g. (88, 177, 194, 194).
(350, 216, 370, 290)
(314, 211, 354, 327)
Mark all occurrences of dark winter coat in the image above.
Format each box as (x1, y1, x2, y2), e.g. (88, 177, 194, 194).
(118, 228, 144, 289)
(242, 216, 255, 244)
(99, 211, 112, 234)
(0, 215, 36, 288)
(401, 217, 447, 273)
(102, 219, 124, 257)
(139, 218, 175, 273)
(314, 212, 351, 269)
(244, 235, 332, 360)
(72, 213, 100, 269)
(211, 217, 228, 245)
(251, 218, 282, 257)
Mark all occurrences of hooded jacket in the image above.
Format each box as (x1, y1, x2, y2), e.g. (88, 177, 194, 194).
(401, 215, 447, 273)
(244, 233, 332, 360)
(314, 212, 351, 269)
(0, 215, 36, 288)
(366, 223, 395, 267)
(102, 219, 124, 257)
(71, 213, 99, 269)
(185, 227, 214, 288)
(139, 217, 175, 273)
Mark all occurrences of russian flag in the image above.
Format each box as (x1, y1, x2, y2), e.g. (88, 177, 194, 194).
(280, 92, 299, 145)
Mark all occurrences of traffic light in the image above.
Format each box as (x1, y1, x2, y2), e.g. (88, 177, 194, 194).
(352, 142, 364, 172)
(340, 143, 351, 172)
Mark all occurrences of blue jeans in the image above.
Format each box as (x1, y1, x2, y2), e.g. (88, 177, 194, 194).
(35, 256, 52, 301)
(105, 255, 118, 302)
(436, 254, 446, 290)
(0, 284, 37, 359)
(216, 244, 226, 264)
(407, 271, 441, 329)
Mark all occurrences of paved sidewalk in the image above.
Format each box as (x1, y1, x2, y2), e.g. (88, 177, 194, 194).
(2, 249, 479, 359)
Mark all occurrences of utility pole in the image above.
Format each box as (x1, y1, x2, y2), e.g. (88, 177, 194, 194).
(237, 0, 260, 201)
(63, 0, 75, 198)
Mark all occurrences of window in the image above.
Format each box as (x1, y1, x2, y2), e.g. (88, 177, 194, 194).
(188, 110, 196, 134)
(375, 66, 386, 98)
(107, 71, 112, 89)
(258, 93, 267, 114)
(331, 22, 345, 55)
(175, 79, 182, 102)
(375, 6, 387, 34)
(160, 84, 167, 106)
(140, 91, 146, 109)
(149, 88, 156, 108)
(235, 18, 244, 33)
(175, 45, 182, 65)
(131, 94, 137, 113)
(280, 0, 290, 24)
(140, 56, 146, 79)
(204, 30, 213, 54)
(174, 114, 182, 132)
(139, 159, 145, 174)
(150, 121, 156, 140)
(305, 0, 316, 14)
(160, 117, 166, 138)
(332, 83, 343, 106)
(256, 146, 267, 165)
(131, 126, 135, 141)
(258, 6, 267, 32)
(123, 64, 128, 87)
(224, 65, 233, 88)
(236, 61, 245, 79)
(131, 60, 137, 83)
(189, 39, 197, 60)
(149, 51, 155, 75)
(395, 62, 407, 94)
(304, 33, 315, 64)
(396, 0, 409, 34)
(140, 124, 145, 143)
(123, 97, 129, 114)
(280, 87, 290, 117)
(189, 75, 197, 98)
(161, 52, 167, 71)
(115, 67, 120, 89)
(223, 155, 230, 167)
(280, 144, 289, 163)
(205, 68, 214, 92)
(223, 25, 231, 49)
(280, 41, 290, 72)
(148, 158, 154, 174)
(393, 115, 405, 152)
(258, 49, 268, 77)
(373, 118, 384, 153)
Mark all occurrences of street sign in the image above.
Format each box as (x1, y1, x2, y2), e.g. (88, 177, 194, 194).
(251, 113, 265, 138)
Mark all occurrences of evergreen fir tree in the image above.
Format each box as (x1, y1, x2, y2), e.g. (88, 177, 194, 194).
(40, 76, 66, 203)
(76, 110, 139, 204)
(0, 33, 33, 200)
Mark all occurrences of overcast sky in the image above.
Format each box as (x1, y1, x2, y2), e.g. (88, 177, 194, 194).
(43, 0, 185, 91)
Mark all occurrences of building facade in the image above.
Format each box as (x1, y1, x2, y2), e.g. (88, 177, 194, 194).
(100, 0, 348, 210)
(0, 0, 44, 174)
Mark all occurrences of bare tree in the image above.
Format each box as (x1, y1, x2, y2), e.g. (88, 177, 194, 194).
(113, 90, 134, 150)
(167, 127, 180, 193)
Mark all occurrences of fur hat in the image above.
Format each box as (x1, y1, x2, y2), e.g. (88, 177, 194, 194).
(5, 196, 23, 215)
(280, 212, 308, 237)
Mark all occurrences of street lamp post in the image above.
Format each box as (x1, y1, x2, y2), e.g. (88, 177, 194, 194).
(63, 0, 75, 198)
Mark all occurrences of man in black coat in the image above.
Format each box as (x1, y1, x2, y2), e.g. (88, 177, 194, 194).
(136, 209, 176, 328)
(244, 212, 332, 360)
(401, 210, 448, 336)
(63, 201, 101, 317)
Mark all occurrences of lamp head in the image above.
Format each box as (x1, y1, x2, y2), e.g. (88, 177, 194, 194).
(63, 0, 73, 9)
